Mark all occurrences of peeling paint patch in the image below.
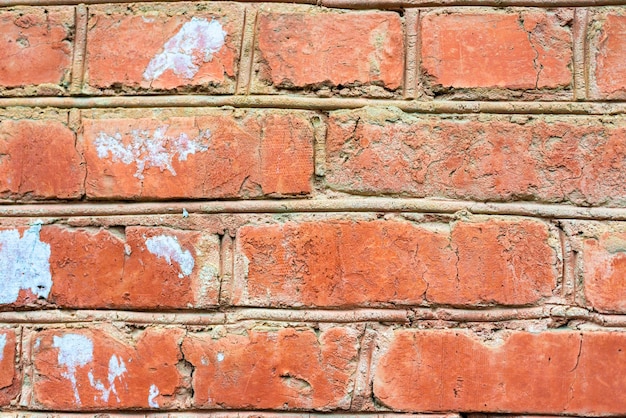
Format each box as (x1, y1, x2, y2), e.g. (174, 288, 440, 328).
(0, 333, 6, 361)
(148, 384, 159, 408)
(143, 18, 226, 81)
(94, 126, 211, 179)
(217, 352, 225, 362)
(53, 334, 94, 405)
(88, 354, 127, 403)
(0, 224, 52, 304)
(146, 235, 195, 278)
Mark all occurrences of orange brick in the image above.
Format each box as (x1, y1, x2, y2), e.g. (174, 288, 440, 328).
(32, 327, 184, 410)
(0, 225, 220, 310)
(0, 120, 84, 200)
(82, 111, 314, 199)
(182, 326, 360, 410)
(326, 109, 626, 206)
(582, 227, 626, 313)
(85, 4, 243, 92)
(421, 10, 572, 92)
(374, 330, 626, 415)
(592, 13, 626, 99)
(234, 219, 558, 307)
(255, 10, 404, 91)
(0, 7, 73, 90)
(0, 329, 19, 407)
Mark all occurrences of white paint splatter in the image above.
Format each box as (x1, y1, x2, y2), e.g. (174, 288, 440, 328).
(143, 18, 226, 81)
(94, 126, 211, 179)
(145, 235, 194, 278)
(53, 334, 94, 405)
(88, 354, 127, 403)
(0, 334, 6, 361)
(216, 352, 225, 362)
(148, 384, 159, 408)
(0, 224, 52, 304)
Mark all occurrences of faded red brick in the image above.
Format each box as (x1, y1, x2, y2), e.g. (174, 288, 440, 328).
(82, 111, 313, 199)
(374, 330, 626, 415)
(582, 227, 626, 313)
(0, 329, 19, 406)
(0, 7, 73, 89)
(32, 327, 184, 410)
(255, 10, 403, 91)
(0, 120, 84, 200)
(182, 326, 359, 410)
(421, 10, 572, 91)
(234, 218, 558, 308)
(86, 4, 243, 92)
(326, 109, 626, 206)
(592, 13, 626, 99)
(0, 225, 219, 310)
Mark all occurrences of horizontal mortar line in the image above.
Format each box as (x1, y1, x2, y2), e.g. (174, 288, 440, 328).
(2, 95, 626, 115)
(3, 198, 626, 220)
(0, 305, 624, 326)
(0, 413, 460, 417)
(2, 0, 626, 8)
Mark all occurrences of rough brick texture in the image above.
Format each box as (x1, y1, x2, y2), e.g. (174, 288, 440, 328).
(326, 108, 626, 206)
(421, 10, 572, 94)
(234, 218, 559, 307)
(2, 1, 626, 417)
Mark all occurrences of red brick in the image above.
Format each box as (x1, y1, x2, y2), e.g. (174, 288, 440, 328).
(0, 120, 84, 200)
(234, 218, 558, 308)
(32, 327, 185, 410)
(182, 325, 359, 410)
(373, 330, 626, 415)
(255, 10, 403, 91)
(0, 329, 19, 406)
(0, 225, 219, 310)
(326, 109, 626, 206)
(86, 4, 243, 92)
(582, 227, 626, 313)
(592, 13, 626, 99)
(421, 10, 572, 92)
(82, 111, 314, 199)
(0, 7, 73, 90)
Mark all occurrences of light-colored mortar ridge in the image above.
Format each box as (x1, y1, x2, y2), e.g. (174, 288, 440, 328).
(0, 413, 461, 417)
(4, 198, 626, 220)
(2, 97, 626, 115)
(0, 305, 624, 326)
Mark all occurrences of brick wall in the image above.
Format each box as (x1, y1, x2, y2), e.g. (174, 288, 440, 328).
(1, 0, 626, 417)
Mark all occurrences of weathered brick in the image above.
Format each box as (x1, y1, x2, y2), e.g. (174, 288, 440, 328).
(254, 10, 404, 92)
(0, 224, 220, 309)
(326, 108, 626, 206)
(581, 225, 626, 313)
(233, 218, 558, 308)
(32, 327, 184, 410)
(182, 325, 360, 410)
(82, 110, 314, 199)
(373, 330, 626, 415)
(591, 12, 626, 99)
(0, 328, 19, 407)
(0, 7, 73, 92)
(421, 10, 572, 94)
(0, 119, 84, 200)
(85, 4, 244, 92)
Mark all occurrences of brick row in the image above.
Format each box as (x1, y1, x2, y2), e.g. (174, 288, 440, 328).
(2, 325, 626, 415)
(1, 215, 624, 314)
(2, 6, 626, 99)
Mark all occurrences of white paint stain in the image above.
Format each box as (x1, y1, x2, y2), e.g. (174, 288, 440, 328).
(0, 334, 6, 361)
(0, 224, 52, 304)
(146, 235, 194, 278)
(148, 384, 160, 408)
(143, 18, 226, 81)
(94, 126, 211, 179)
(53, 334, 94, 406)
(216, 352, 225, 362)
(88, 354, 127, 403)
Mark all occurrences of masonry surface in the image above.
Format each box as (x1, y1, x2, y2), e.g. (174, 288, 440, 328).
(1, 0, 626, 417)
